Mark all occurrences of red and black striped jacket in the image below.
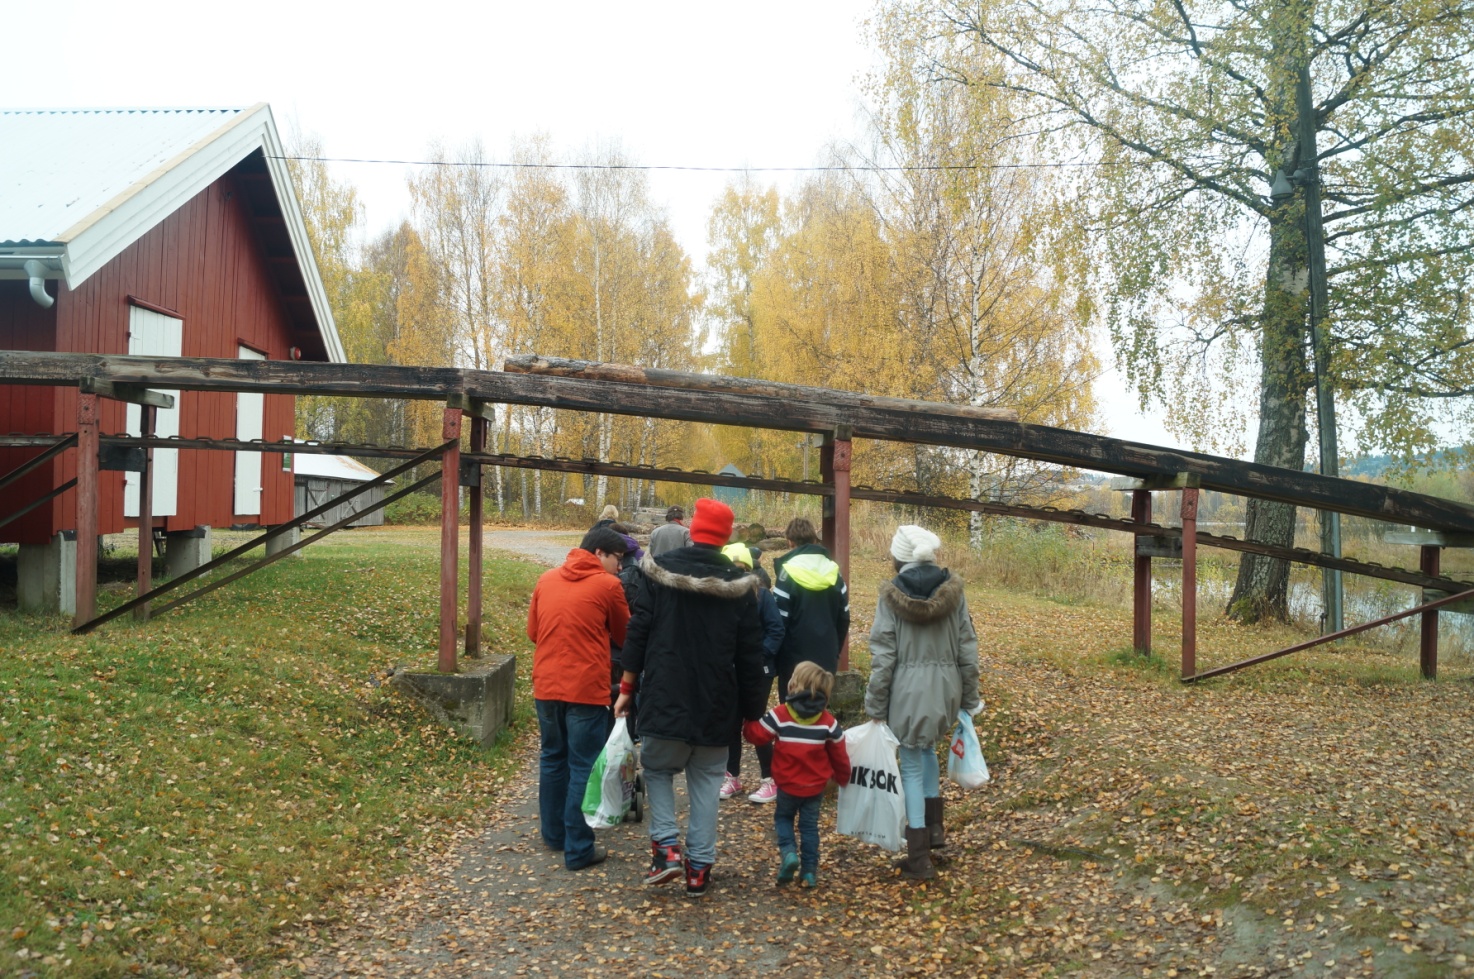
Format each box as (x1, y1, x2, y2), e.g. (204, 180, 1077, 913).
(744, 703, 851, 796)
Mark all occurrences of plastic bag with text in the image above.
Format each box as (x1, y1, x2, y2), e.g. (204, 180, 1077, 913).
(835, 721, 906, 852)
(947, 710, 990, 790)
(581, 717, 637, 829)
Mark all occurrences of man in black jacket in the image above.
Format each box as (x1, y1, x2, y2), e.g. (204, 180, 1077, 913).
(615, 498, 767, 898)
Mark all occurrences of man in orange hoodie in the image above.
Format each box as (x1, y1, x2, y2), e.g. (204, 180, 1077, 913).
(527, 526, 631, 870)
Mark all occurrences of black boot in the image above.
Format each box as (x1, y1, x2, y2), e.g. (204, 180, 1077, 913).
(898, 827, 936, 881)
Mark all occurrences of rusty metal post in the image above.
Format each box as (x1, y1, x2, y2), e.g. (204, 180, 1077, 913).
(819, 434, 836, 550)
(135, 405, 155, 622)
(831, 429, 852, 671)
(74, 393, 100, 629)
(1420, 545, 1440, 680)
(1131, 489, 1152, 656)
(465, 415, 487, 658)
(439, 407, 463, 674)
(1180, 487, 1198, 679)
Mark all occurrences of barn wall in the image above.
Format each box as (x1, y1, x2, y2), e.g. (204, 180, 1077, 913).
(0, 281, 61, 545)
(30, 166, 302, 540)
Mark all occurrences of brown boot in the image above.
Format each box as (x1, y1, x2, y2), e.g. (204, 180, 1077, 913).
(924, 797, 949, 866)
(925, 797, 946, 849)
(898, 827, 936, 881)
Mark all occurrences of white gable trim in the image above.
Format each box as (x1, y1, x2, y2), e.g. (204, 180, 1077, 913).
(52, 104, 345, 364)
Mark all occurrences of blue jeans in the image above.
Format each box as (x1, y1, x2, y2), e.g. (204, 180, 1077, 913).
(536, 699, 610, 869)
(898, 744, 940, 830)
(641, 736, 727, 867)
(774, 789, 823, 872)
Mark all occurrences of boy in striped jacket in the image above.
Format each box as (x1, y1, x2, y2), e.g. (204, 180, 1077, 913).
(743, 661, 851, 887)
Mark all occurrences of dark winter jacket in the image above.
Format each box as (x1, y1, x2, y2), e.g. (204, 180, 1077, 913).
(772, 543, 850, 677)
(758, 587, 785, 670)
(620, 545, 769, 746)
(864, 564, 980, 748)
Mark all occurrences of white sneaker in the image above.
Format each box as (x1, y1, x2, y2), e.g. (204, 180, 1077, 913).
(719, 773, 744, 799)
(747, 777, 777, 804)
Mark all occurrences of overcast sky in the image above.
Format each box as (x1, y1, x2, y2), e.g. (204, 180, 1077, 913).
(7, 0, 1180, 449)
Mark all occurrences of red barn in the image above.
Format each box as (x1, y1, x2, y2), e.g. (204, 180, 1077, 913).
(0, 105, 344, 611)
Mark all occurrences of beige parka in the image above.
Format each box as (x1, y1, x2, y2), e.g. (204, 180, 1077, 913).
(863, 565, 980, 748)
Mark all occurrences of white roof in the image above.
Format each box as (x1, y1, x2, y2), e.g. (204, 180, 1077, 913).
(292, 452, 387, 483)
(0, 105, 344, 362)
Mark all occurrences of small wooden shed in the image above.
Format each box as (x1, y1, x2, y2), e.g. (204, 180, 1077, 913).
(294, 453, 390, 529)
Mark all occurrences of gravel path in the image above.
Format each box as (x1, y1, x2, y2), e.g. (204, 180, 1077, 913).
(298, 734, 883, 978)
(297, 527, 883, 978)
(486, 530, 584, 569)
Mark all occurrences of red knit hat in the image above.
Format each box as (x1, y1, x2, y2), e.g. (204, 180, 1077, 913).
(688, 498, 735, 546)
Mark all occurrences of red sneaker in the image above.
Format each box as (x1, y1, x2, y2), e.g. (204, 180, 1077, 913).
(684, 860, 711, 898)
(646, 841, 683, 885)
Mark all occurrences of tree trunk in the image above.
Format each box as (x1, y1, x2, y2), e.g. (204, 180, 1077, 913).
(1229, 206, 1311, 623)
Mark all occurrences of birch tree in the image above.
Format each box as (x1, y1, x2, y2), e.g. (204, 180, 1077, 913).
(897, 0, 1474, 620)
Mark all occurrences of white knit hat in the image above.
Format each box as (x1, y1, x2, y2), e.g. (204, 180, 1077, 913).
(890, 525, 941, 564)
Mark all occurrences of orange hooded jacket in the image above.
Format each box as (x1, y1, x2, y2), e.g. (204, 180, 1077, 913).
(527, 548, 631, 705)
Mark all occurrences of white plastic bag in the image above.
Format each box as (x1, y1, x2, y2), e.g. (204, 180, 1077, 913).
(835, 720, 906, 852)
(581, 717, 637, 829)
(947, 710, 990, 790)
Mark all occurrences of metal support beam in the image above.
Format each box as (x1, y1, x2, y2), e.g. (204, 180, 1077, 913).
(142, 474, 441, 621)
(1421, 545, 1441, 680)
(830, 427, 852, 671)
(440, 407, 463, 674)
(73, 442, 450, 633)
(820, 435, 836, 551)
(1185, 586, 1474, 683)
(0, 478, 77, 530)
(1132, 490, 1152, 657)
(466, 415, 487, 659)
(135, 405, 155, 622)
(74, 393, 99, 629)
(1181, 486, 1199, 679)
(0, 433, 76, 493)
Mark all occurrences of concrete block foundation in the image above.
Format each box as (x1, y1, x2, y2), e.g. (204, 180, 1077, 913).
(392, 655, 518, 748)
(165, 526, 212, 578)
(830, 669, 868, 727)
(265, 526, 301, 559)
(16, 532, 76, 615)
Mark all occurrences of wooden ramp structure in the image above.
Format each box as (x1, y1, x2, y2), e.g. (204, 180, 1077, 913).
(2, 350, 1471, 681)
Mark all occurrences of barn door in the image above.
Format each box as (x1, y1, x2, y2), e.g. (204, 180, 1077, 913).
(234, 346, 265, 516)
(123, 306, 181, 517)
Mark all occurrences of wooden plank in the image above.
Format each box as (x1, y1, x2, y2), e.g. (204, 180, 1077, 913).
(3, 351, 1474, 533)
(1108, 473, 1202, 491)
(504, 354, 1022, 423)
(80, 379, 175, 409)
(1385, 531, 1474, 548)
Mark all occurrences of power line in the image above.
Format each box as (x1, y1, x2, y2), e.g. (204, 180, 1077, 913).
(269, 154, 1115, 173)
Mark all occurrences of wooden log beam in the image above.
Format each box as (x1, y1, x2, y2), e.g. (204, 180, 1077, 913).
(503, 354, 1021, 423)
(79, 378, 175, 409)
(2, 351, 1473, 533)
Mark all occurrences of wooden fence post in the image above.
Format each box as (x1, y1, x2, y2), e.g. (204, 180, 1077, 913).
(74, 393, 99, 629)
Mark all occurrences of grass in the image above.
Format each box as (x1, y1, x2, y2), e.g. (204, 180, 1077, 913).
(0, 528, 542, 977)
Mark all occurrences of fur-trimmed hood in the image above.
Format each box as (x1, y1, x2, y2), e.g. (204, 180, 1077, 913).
(641, 548, 761, 599)
(879, 570, 964, 624)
